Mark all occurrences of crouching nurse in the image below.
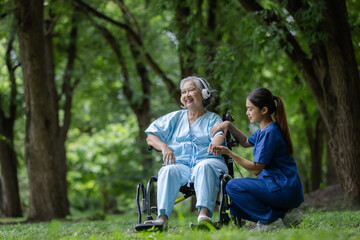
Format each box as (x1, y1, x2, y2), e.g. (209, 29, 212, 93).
(144, 76, 228, 230)
(210, 88, 304, 232)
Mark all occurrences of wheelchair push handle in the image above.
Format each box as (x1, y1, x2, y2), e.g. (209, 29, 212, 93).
(222, 113, 235, 122)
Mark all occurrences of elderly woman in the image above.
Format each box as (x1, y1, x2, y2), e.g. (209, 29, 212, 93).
(144, 76, 228, 229)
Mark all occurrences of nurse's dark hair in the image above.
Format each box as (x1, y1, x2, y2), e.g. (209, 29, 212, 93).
(247, 88, 294, 156)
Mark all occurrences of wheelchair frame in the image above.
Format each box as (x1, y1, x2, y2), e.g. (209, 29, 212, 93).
(135, 113, 241, 231)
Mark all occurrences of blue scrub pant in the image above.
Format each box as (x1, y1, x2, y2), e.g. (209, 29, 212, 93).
(226, 178, 301, 224)
(157, 158, 228, 219)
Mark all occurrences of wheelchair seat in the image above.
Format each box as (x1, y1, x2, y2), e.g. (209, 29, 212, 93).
(135, 113, 242, 231)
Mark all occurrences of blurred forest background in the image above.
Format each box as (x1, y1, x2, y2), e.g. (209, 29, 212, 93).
(0, 0, 359, 222)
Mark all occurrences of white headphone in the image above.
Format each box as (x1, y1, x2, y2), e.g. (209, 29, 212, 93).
(196, 77, 211, 100)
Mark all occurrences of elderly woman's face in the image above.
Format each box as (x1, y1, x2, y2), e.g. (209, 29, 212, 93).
(181, 80, 203, 109)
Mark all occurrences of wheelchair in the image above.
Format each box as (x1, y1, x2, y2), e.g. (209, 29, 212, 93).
(135, 113, 243, 231)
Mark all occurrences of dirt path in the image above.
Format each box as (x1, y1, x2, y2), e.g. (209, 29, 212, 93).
(302, 184, 359, 211)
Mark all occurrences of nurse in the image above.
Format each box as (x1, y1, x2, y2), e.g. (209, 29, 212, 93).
(144, 76, 228, 229)
(210, 88, 304, 231)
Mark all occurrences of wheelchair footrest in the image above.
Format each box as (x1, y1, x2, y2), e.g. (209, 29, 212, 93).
(135, 222, 164, 232)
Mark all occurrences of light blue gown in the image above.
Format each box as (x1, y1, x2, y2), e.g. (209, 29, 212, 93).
(145, 110, 228, 219)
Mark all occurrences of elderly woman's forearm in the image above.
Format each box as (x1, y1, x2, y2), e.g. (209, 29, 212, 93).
(146, 133, 167, 151)
(212, 134, 225, 145)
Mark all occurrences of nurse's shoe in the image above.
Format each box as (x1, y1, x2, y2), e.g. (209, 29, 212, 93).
(283, 208, 304, 228)
(250, 218, 285, 232)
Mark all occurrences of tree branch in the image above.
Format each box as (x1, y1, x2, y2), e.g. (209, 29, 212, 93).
(74, 0, 143, 46)
(60, 10, 79, 142)
(5, 28, 17, 123)
(95, 24, 138, 114)
(119, 2, 151, 112)
(237, 0, 324, 107)
(74, 0, 180, 105)
(299, 99, 313, 146)
(0, 6, 16, 20)
(112, 0, 142, 36)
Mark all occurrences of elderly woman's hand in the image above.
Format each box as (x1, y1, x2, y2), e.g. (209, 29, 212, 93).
(162, 145, 176, 165)
(211, 121, 230, 137)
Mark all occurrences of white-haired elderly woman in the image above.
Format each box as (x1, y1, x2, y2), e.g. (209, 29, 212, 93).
(144, 76, 228, 229)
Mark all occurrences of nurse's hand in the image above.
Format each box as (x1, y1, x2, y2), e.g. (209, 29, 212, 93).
(210, 144, 230, 156)
(161, 145, 176, 165)
(211, 121, 230, 137)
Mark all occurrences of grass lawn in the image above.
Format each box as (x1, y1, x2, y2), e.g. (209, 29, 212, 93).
(0, 210, 359, 239)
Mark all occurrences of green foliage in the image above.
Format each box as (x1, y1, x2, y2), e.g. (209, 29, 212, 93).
(0, 15, 23, 119)
(67, 114, 143, 213)
(347, 0, 360, 68)
(0, 211, 359, 239)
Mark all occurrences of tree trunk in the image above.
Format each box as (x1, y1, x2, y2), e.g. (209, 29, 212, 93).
(305, 0, 360, 205)
(0, 121, 22, 217)
(310, 117, 325, 191)
(0, 26, 22, 217)
(299, 100, 325, 191)
(326, 137, 338, 186)
(175, 1, 197, 78)
(14, 0, 68, 220)
(43, 13, 70, 216)
(202, 0, 222, 113)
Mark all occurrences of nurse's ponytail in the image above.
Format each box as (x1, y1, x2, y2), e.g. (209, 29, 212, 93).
(247, 88, 294, 156)
(273, 96, 294, 156)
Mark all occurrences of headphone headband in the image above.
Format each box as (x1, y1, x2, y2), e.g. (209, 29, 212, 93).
(193, 77, 211, 100)
(195, 77, 210, 91)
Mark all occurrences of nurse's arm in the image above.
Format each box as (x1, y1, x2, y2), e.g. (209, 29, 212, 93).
(230, 151, 265, 175)
(212, 145, 265, 175)
(211, 121, 252, 148)
(227, 123, 252, 148)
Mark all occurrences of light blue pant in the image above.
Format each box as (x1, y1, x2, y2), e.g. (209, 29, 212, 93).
(157, 158, 228, 219)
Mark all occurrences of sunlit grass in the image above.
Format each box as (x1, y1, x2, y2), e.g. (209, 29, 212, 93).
(0, 210, 359, 239)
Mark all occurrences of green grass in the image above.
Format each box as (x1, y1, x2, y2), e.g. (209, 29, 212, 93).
(0, 210, 359, 240)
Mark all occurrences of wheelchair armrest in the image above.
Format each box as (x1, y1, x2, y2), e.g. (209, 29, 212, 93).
(148, 145, 161, 152)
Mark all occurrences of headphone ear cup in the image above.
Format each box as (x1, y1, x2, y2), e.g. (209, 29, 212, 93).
(202, 89, 210, 99)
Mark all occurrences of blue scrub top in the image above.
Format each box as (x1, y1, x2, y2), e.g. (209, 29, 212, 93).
(248, 122, 304, 198)
(145, 110, 225, 168)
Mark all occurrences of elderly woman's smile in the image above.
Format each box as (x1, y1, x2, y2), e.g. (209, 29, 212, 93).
(185, 98, 193, 103)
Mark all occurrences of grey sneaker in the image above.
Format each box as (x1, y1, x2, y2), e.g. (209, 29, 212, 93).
(283, 208, 304, 228)
(250, 218, 285, 232)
